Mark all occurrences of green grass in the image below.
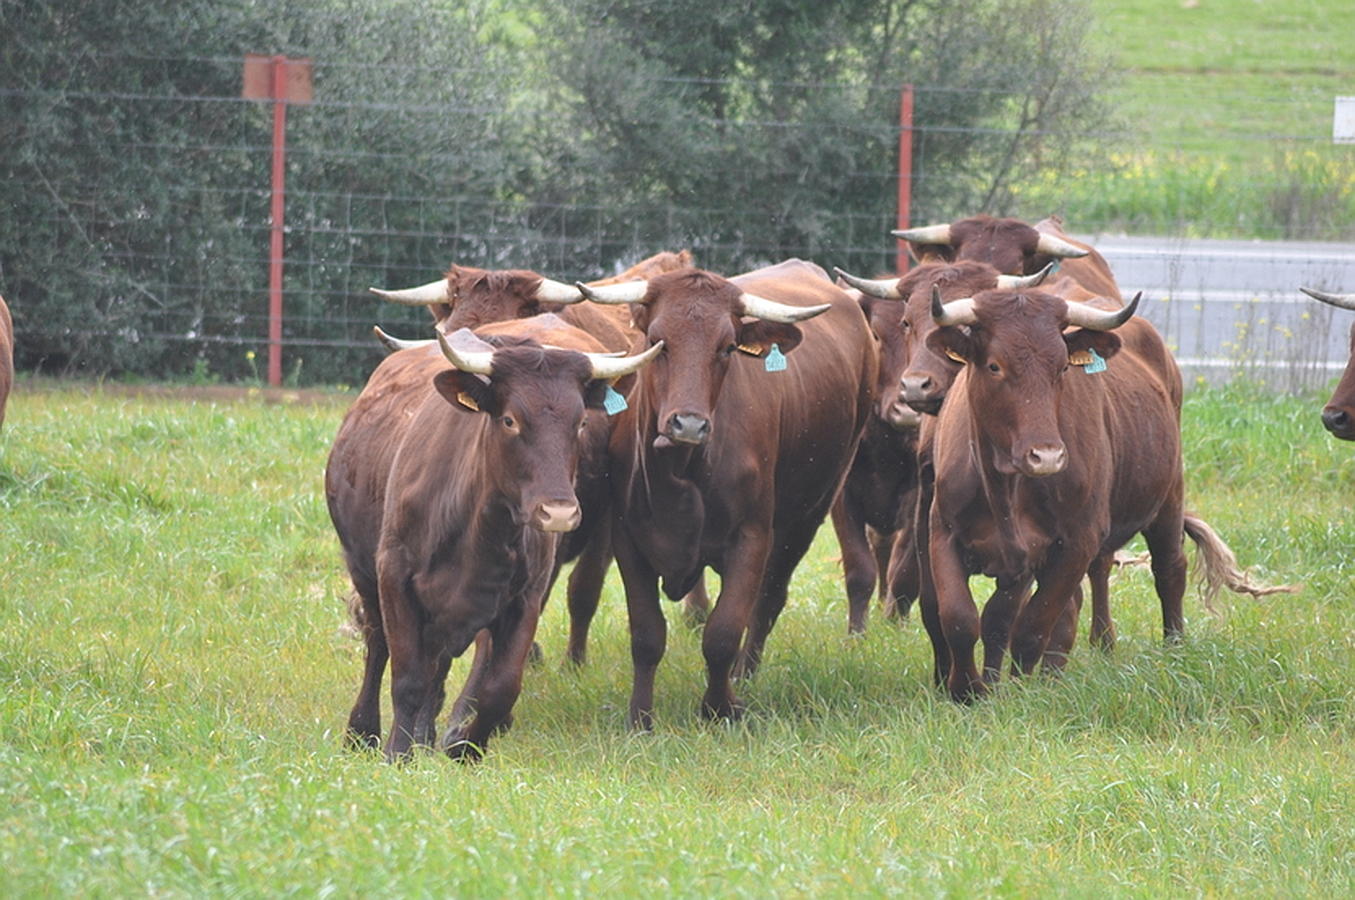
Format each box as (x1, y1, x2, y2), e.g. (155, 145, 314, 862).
(2, 378, 1353, 895)
(1010, 0, 1355, 237)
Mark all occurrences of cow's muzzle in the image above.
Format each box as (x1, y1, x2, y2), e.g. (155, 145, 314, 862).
(901, 373, 944, 415)
(1018, 444, 1067, 477)
(664, 413, 711, 446)
(533, 499, 582, 532)
(1322, 405, 1355, 440)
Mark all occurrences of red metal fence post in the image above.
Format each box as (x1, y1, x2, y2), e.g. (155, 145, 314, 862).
(243, 54, 311, 387)
(267, 56, 288, 387)
(895, 83, 914, 274)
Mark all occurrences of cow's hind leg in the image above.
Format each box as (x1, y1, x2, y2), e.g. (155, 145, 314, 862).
(830, 492, 877, 635)
(345, 578, 386, 750)
(565, 521, 613, 666)
(1143, 510, 1188, 641)
(882, 525, 919, 621)
(1087, 553, 1115, 650)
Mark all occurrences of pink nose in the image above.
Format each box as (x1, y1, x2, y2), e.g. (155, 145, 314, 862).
(535, 501, 582, 532)
(1023, 445, 1067, 476)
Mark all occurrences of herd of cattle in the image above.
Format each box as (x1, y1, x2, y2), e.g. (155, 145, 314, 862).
(10, 216, 1349, 764)
(317, 213, 1352, 762)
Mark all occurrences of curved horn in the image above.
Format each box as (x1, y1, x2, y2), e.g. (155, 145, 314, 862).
(1301, 286, 1355, 311)
(931, 285, 977, 327)
(436, 328, 495, 375)
(738, 292, 831, 323)
(833, 267, 902, 299)
(534, 277, 586, 304)
(369, 279, 450, 306)
(372, 325, 434, 353)
(576, 280, 650, 304)
(1035, 233, 1090, 259)
(1065, 292, 1141, 331)
(996, 261, 1056, 290)
(585, 340, 665, 381)
(891, 223, 953, 245)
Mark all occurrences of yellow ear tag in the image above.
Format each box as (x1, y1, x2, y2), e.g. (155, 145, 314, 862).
(1068, 350, 1094, 366)
(736, 344, 763, 357)
(945, 348, 967, 364)
(456, 391, 480, 412)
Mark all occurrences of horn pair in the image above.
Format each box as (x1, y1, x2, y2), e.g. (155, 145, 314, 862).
(369, 276, 583, 306)
(575, 281, 829, 324)
(833, 262, 1055, 300)
(435, 328, 663, 380)
(891, 223, 1089, 259)
(931, 288, 1141, 330)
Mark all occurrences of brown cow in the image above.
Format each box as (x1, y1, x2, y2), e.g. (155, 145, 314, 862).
(828, 263, 1055, 634)
(325, 315, 660, 760)
(370, 252, 704, 660)
(1300, 287, 1355, 440)
(0, 294, 11, 431)
(921, 288, 1190, 701)
(828, 284, 922, 632)
(577, 260, 877, 726)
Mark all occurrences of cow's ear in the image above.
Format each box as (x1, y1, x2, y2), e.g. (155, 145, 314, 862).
(925, 325, 974, 364)
(912, 243, 953, 265)
(1064, 328, 1122, 362)
(433, 369, 499, 415)
(735, 320, 804, 356)
(582, 379, 611, 411)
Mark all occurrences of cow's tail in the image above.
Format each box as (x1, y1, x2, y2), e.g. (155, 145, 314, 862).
(1183, 511, 1301, 612)
(339, 588, 367, 640)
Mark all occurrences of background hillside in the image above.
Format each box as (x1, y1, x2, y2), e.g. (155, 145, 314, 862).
(1020, 0, 1355, 237)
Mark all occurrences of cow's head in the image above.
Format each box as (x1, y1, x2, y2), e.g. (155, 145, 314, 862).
(838, 261, 1052, 417)
(1301, 287, 1355, 440)
(833, 275, 915, 430)
(893, 215, 1087, 277)
(928, 288, 1138, 477)
(433, 328, 662, 530)
(371, 266, 585, 331)
(578, 269, 829, 448)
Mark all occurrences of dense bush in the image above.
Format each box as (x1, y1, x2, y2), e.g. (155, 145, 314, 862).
(1, 0, 1110, 383)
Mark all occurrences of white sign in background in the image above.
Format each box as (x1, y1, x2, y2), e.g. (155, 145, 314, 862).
(1335, 96, 1355, 144)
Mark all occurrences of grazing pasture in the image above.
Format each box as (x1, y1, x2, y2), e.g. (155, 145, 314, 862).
(1, 379, 1352, 895)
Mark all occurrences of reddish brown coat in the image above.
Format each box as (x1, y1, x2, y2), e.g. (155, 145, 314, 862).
(326, 315, 616, 760)
(924, 290, 1187, 701)
(606, 260, 877, 725)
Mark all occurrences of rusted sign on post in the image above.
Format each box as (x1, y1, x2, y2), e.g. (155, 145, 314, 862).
(242, 55, 313, 386)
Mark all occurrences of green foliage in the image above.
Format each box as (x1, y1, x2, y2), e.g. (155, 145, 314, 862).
(1, 381, 1352, 894)
(524, 0, 1112, 274)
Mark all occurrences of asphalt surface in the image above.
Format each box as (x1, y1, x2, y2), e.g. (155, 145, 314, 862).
(1075, 235, 1355, 388)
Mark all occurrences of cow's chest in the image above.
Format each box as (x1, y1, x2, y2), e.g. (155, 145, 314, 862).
(953, 499, 1060, 580)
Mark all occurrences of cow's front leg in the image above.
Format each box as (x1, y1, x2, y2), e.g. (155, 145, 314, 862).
(702, 525, 772, 720)
(612, 524, 667, 731)
(1010, 551, 1094, 675)
(929, 507, 983, 703)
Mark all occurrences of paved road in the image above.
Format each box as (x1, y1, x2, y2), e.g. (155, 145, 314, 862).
(1074, 235, 1355, 388)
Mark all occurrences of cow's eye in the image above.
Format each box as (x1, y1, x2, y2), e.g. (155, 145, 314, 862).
(987, 362, 1001, 374)
(502, 415, 518, 431)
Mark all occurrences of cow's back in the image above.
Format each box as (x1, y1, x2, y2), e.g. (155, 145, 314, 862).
(326, 344, 447, 588)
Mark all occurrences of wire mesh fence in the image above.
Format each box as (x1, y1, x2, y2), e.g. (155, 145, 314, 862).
(1, 52, 1350, 388)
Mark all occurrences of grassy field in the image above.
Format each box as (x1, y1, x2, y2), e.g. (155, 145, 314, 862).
(1, 378, 1353, 895)
(1012, 0, 1355, 238)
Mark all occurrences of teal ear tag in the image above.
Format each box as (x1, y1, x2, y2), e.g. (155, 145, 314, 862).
(603, 384, 628, 415)
(1084, 347, 1107, 374)
(764, 343, 787, 373)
